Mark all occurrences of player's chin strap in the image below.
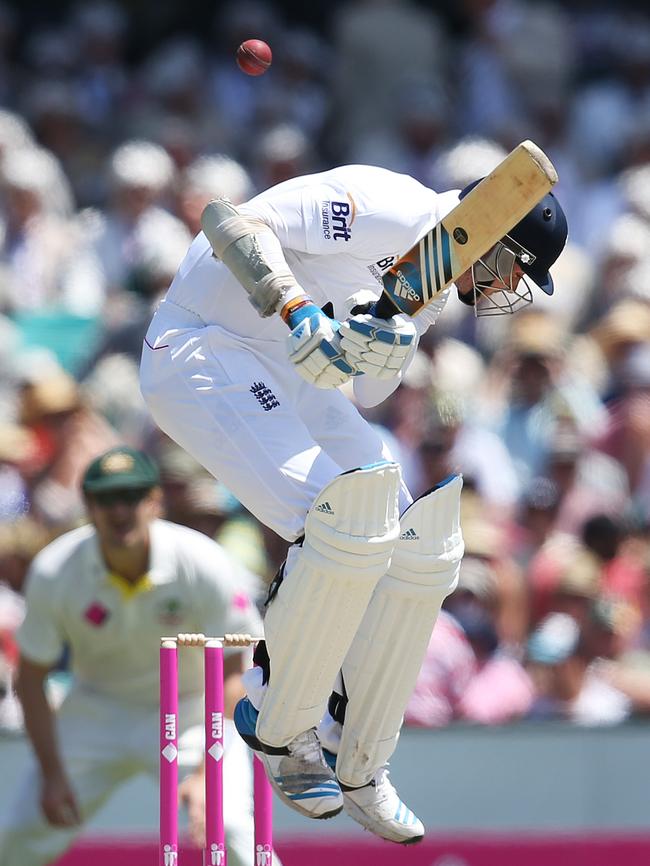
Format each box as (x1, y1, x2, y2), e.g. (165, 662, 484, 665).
(461, 235, 535, 317)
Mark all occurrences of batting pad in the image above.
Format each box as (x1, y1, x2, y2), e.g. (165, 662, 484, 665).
(336, 474, 464, 788)
(256, 461, 401, 749)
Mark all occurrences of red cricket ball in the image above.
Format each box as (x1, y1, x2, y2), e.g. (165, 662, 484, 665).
(236, 39, 272, 76)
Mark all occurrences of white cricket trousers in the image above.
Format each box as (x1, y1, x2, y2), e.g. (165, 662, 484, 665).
(140, 301, 409, 540)
(0, 688, 264, 866)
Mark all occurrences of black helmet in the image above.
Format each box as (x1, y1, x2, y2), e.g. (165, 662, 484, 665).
(459, 181, 568, 296)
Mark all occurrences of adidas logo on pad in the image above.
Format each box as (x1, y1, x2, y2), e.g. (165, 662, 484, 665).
(315, 501, 334, 515)
(400, 528, 419, 540)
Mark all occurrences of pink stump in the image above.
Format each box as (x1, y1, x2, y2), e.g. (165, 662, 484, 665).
(254, 755, 273, 865)
(204, 640, 226, 866)
(160, 641, 179, 866)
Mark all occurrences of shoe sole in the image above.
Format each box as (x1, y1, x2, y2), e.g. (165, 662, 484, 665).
(343, 798, 424, 844)
(258, 751, 344, 820)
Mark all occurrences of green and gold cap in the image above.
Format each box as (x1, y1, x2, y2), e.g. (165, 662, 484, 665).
(82, 447, 160, 493)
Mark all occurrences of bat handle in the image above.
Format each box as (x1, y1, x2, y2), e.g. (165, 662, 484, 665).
(373, 291, 400, 320)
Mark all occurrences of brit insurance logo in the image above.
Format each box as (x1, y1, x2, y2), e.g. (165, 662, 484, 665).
(321, 193, 356, 242)
(368, 255, 397, 284)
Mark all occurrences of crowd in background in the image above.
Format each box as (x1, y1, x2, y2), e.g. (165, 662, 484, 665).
(2, 0, 650, 732)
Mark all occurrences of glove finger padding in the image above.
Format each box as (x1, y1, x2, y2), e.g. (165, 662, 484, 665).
(287, 305, 356, 389)
(339, 313, 416, 379)
(344, 336, 411, 359)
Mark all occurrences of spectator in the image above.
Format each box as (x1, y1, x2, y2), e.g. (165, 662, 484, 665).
(330, 0, 447, 160)
(430, 135, 508, 193)
(528, 513, 646, 626)
(157, 443, 270, 579)
(545, 425, 630, 537)
(405, 555, 533, 727)
(589, 299, 650, 396)
(175, 154, 254, 236)
(0, 147, 103, 316)
(261, 27, 331, 141)
(525, 610, 632, 724)
(251, 122, 315, 189)
(0, 572, 24, 733)
(0, 109, 35, 159)
(403, 607, 475, 728)
(350, 81, 449, 183)
(416, 392, 521, 512)
(0, 518, 53, 596)
(479, 310, 607, 488)
(0, 7, 17, 106)
(83, 139, 184, 299)
(510, 476, 563, 573)
(68, 0, 129, 132)
(595, 342, 650, 518)
(134, 38, 227, 159)
(19, 367, 120, 527)
(81, 354, 152, 447)
(461, 493, 529, 648)
(0, 636, 22, 733)
(210, 0, 280, 149)
(0, 423, 36, 521)
(21, 80, 97, 208)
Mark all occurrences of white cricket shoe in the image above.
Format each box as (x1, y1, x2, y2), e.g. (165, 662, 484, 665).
(259, 728, 344, 819)
(235, 697, 343, 819)
(343, 766, 424, 844)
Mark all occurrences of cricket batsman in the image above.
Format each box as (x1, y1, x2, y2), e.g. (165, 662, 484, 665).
(139, 158, 568, 843)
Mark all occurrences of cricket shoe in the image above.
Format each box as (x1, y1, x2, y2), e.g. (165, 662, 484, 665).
(234, 697, 343, 819)
(341, 766, 424, 844)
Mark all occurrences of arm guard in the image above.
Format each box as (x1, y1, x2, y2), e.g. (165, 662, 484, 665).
(201, 198, 303, 317)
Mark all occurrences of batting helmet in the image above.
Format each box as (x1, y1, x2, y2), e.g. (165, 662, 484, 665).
(459, 181, 568, 295)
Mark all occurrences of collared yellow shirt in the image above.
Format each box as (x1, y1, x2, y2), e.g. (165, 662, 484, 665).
(17, 519, 262, 705)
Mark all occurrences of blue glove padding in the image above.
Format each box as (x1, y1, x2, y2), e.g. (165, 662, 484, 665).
(339, 305, 416, 379)
(287, 303, 356, 389)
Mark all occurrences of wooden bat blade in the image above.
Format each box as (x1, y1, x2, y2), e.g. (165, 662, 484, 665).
(379, 140, 558, 317)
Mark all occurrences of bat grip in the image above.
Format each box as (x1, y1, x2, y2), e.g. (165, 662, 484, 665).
(373, 291, 400, 320)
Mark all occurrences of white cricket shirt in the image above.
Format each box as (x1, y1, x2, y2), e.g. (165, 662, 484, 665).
(165, 165, 458, 341)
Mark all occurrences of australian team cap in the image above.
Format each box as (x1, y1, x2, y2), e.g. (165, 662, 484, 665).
(82, 446, 160, 493)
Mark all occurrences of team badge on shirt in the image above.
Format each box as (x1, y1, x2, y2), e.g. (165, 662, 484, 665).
(158, 597, 185, 625)
(250, 382, 280, 411)
(84, 601, 110, 626)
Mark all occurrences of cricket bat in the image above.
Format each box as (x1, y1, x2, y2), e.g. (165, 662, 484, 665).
(374, 139, 558, 318)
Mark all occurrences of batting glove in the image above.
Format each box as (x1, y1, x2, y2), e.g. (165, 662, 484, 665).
(286, 302, 356, 389)
(339, 308, 416, 379)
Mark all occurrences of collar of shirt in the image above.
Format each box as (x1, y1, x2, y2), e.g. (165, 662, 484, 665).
(89, 519, 180, 592)
(107, 570, 153, 600)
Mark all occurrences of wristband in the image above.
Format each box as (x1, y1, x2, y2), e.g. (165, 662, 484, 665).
(280, 295, 314, 325)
